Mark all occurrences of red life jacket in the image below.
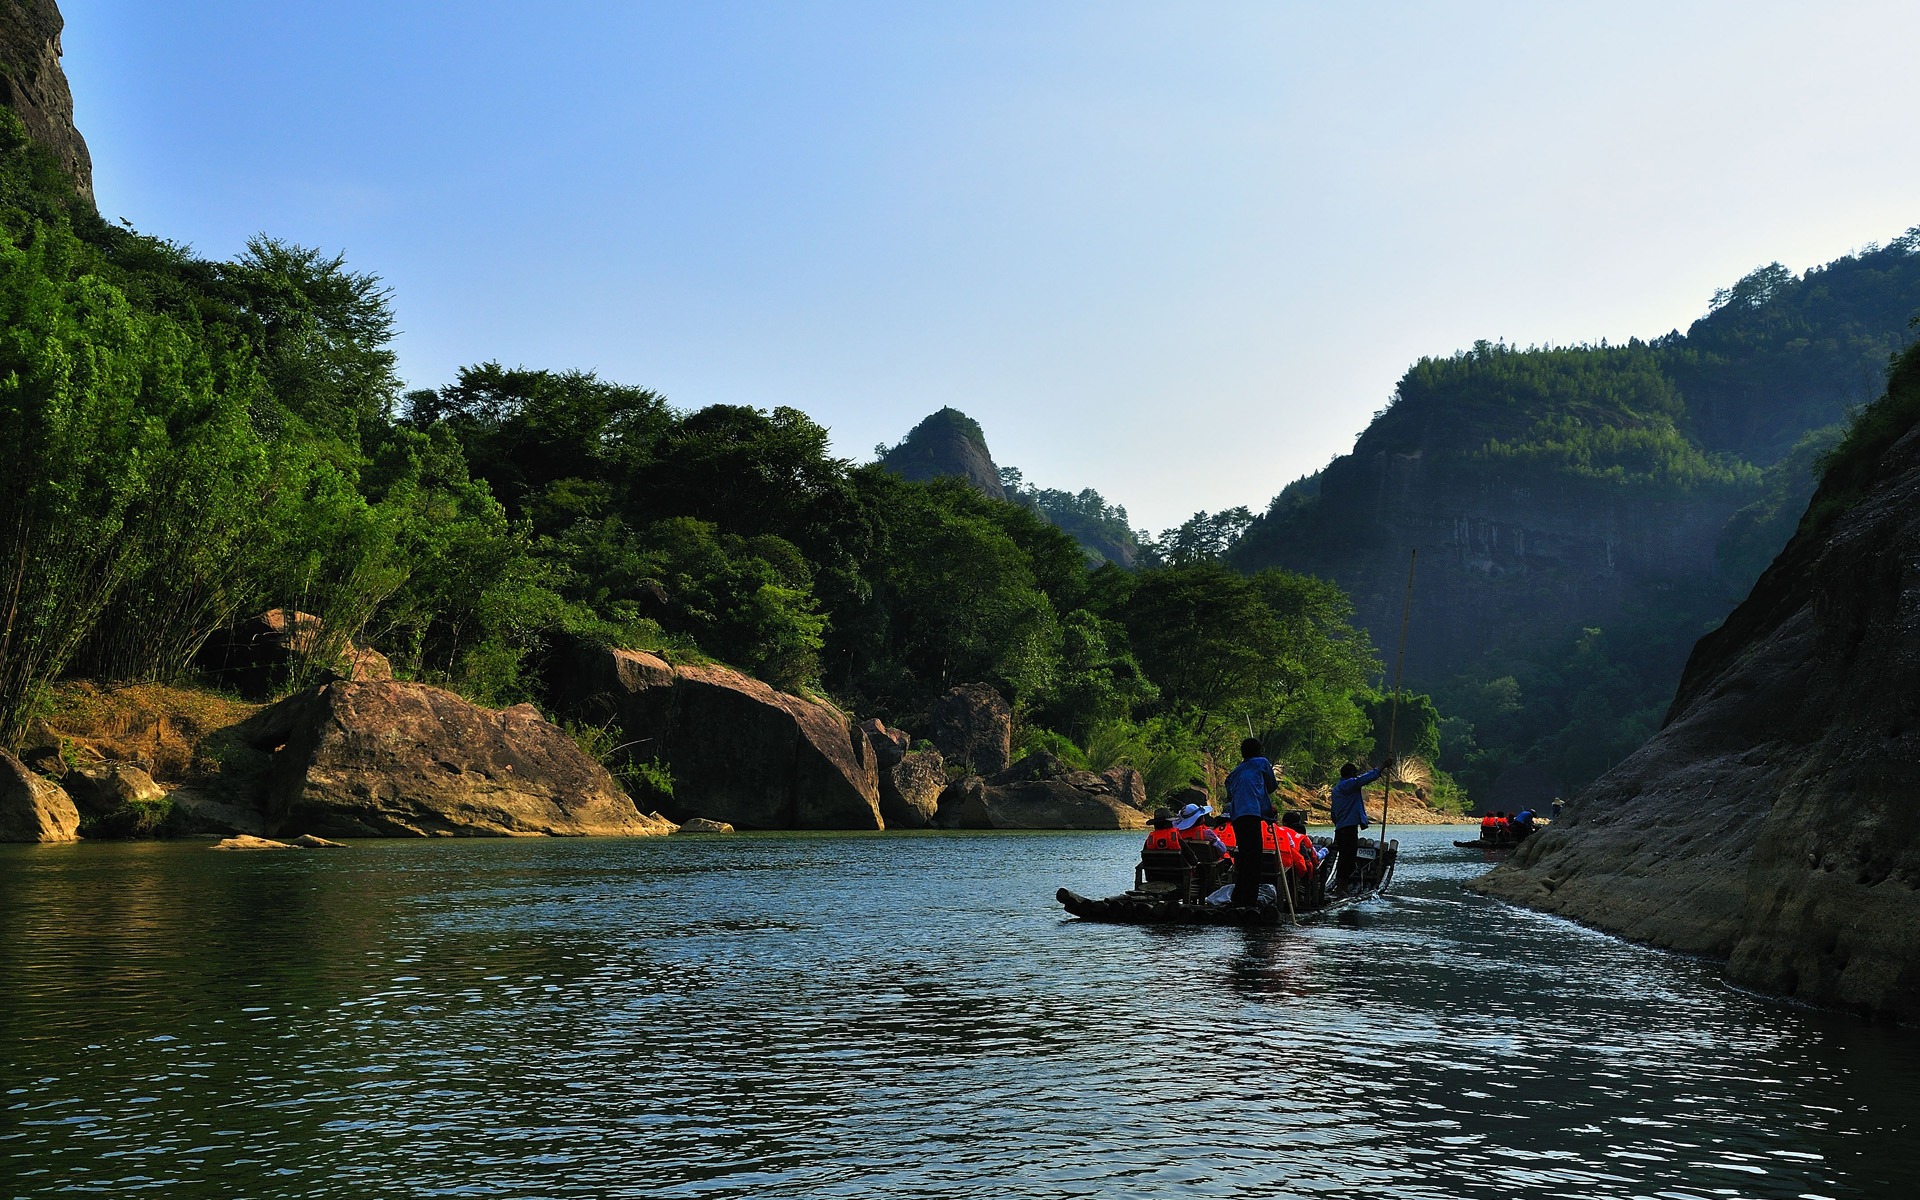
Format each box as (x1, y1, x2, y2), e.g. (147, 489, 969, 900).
(1276, 828, 1312, 876)
(1143, 827, 1182, 853)
(1480, 814, 1495, 831)
(1260, 822, 1279, 852)
(1214, 823, 1237, 851)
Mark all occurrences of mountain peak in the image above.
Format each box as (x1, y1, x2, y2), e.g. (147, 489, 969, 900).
(877, 407, 1006, 500)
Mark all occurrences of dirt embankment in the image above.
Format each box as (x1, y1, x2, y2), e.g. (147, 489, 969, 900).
(32, 681, 261, 782)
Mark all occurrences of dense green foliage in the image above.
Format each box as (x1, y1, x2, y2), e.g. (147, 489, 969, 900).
(1230, 237, 1920, 804)
(0, 120, 1407, 802)
(1803, 333, 1920, 537)
(998, 467, 1144, 567)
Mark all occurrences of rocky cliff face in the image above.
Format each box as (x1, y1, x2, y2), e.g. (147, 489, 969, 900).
(1474, 391, 1920, 1019)
(878, 408, 1006, 500)
(0, 1, 91, 205)
(1250, 449, 1743, 686)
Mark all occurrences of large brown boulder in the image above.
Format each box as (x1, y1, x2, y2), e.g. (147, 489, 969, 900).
(1475, 414, 1920, 1020)
(882, 749, 947, 829)
(61, 761, 164, 814)
(61, 760, 171, 838)
(933, 752, 1149, 830)
(861, 719, 944, 829)
(928, 684, 1011, 776)
(548, 647, 883, 830)
(0, 749, 79, 842)
(233, 681, 671, 838)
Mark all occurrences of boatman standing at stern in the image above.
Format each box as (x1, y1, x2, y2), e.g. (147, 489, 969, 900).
(1329, 761, 1382, 896)
(1225, 738, 1280, 906)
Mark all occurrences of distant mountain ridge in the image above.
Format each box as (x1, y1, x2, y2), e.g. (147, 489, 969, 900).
(1229, 232, 1920, 801)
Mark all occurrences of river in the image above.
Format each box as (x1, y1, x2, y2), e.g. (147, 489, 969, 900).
(1, 826, 1914, 1198)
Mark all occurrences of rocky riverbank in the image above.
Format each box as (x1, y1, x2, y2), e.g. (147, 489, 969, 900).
(1474, 397, 1920, 1021)
(4, 626, 1469, 843)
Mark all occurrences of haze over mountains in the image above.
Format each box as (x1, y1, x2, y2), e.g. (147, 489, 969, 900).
(883, 236, 1920, 802)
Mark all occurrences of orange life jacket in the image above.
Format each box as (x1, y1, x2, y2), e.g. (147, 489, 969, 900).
(1276, 827, 1312, 876)
(1143, 827, 1182, 853)
(1214, 823, 1237, 851)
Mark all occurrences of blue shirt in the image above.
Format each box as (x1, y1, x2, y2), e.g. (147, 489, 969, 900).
(1224, 757, 1278, 820)
(1329, 769, 1381, 828)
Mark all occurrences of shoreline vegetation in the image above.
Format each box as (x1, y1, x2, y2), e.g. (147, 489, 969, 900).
(0, 2, 1906, 857)
(0, 84, 1469, 839)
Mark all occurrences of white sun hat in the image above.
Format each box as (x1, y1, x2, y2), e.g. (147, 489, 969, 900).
(1173, 802, 1212, 830)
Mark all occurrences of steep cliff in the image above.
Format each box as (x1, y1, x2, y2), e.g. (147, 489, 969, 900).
(1232, 240, 1920, 802)
(1475, 342, 1920, 1020)
(0, 1, 90, 205)
(878, 407, 1007, 500)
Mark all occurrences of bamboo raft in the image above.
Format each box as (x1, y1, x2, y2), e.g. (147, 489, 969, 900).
(1057, 835, 1399, 927)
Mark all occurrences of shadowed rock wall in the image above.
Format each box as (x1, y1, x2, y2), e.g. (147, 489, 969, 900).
(1475, 419, 1920, 1020)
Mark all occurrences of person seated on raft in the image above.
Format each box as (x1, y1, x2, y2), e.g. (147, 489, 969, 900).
(1206, 812, 1237, 854)
(1273, 809, 1322, 902)
(1278, 810, 1324, 868)
(1142, 808, 1182, 854)
(1172, 803, 1231, 859)
(1479, 810, 1498, 839)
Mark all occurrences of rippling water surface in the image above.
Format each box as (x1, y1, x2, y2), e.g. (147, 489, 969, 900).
(2, 827, 1916, 1198)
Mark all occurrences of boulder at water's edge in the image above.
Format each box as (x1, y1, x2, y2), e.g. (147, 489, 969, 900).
(236, 681, 673, 838)
(550, 647, 883, 830)
(862, 718, 944, 829)
(0, 749, 80, 842)
(934, 752, 1149, 830)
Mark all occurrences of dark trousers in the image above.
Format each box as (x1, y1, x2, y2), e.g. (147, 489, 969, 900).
(1332, 824, 1361, 893)
(1231, 815, 1265, 905)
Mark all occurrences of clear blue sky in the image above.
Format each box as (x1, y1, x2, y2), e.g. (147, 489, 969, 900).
(63, 1, 1920, 534)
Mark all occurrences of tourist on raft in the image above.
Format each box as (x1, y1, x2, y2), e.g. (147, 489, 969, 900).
(1142, 808, 1181, 853)
(1172, 802, 1232, 859)
(1329, 760, 1382, 895)
(1224, 737, 1281, 906)
(1276, 809, 1324, 903)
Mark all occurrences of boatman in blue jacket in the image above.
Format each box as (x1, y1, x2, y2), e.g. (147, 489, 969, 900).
(1225, 737, 1280, 906)
(1329, 761, 1382, 896)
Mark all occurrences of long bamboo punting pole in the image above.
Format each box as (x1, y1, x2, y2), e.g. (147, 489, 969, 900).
(1380, 549, 1417, 858)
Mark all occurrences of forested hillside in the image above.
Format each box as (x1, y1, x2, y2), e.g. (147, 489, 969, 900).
(1230, 237, 1920, 804)
(0, 106, 1415, 810)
